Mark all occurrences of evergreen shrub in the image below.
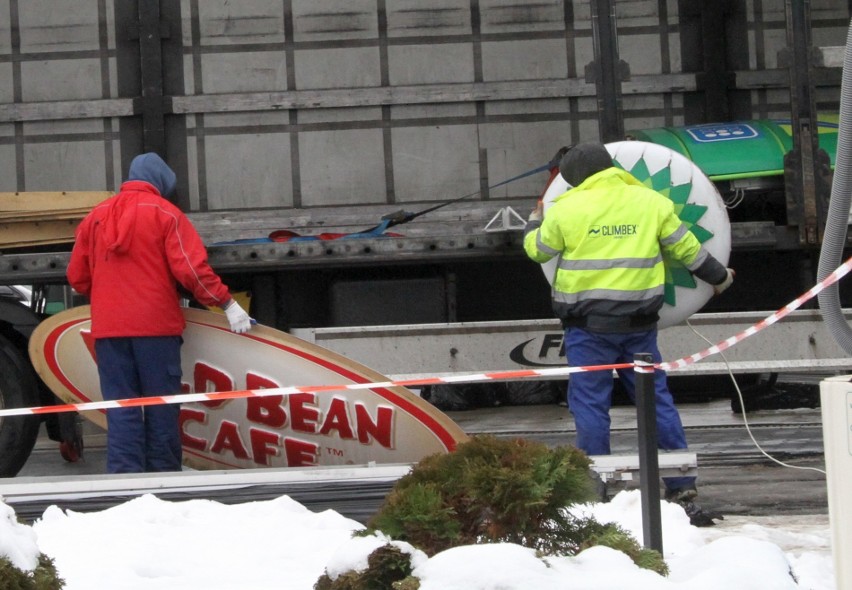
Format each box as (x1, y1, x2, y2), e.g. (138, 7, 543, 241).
(315, 435, 668, 587)
(0, 554, 64, 590)
(367, 435, 599, 555)
(313, 544, 418, 590)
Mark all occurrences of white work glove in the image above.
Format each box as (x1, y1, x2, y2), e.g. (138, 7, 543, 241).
(528, 202, 543, 223)
(713, 268, 735, 295)
(224, 300, 253, 333)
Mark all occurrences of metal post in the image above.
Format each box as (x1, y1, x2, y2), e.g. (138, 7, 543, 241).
(635, 352, 663, 553)
(137, 0, 167, 157)
(783, 0, 830, 248)
(589, 0, 625, 142)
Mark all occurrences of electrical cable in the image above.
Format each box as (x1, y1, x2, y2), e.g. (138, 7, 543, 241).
(723, 187, 745, 209)
(685, 318, 826, 475)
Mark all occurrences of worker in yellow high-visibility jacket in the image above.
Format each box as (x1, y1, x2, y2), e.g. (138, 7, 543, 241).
(524, 142, 734, 523)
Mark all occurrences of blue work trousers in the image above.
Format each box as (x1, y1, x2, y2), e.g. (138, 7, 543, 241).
(565, 327, 695, 492)
(95, 336, 183, 473)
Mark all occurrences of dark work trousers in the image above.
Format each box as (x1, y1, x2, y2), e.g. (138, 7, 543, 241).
(565, 327, 696, 493)
(95, 336, 183, 473)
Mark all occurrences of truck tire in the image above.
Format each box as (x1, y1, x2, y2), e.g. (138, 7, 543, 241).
(0, 333, 41, 477)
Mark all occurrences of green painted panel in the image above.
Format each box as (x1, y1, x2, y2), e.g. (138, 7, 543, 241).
(629, 117, 838, 181)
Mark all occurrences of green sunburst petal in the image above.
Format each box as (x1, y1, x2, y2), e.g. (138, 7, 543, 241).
(664, 264, 698, 306)
(616, 153, 716, 309)
(668, 183, 692, 207)
(646, 166, 671, 194)
(625, 158, 649, 184)
(689, 224, 715, 243)
(678, 203, 708, 227)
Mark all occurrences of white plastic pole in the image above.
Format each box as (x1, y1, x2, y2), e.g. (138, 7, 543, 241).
(819, 375, 852, 590)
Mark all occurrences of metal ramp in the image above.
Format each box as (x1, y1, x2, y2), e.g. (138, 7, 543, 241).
(0, 453, 696, 523)
(590, 452, 697, 485)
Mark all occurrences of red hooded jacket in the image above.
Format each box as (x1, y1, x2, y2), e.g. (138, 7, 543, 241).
(67, 181, 231, 338)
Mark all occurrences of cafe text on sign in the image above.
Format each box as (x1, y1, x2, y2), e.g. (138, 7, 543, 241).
(179, 362, 397, 468)
(28, 306, 468, 470)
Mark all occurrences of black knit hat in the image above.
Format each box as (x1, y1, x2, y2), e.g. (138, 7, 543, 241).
(558, 142, 614, 187)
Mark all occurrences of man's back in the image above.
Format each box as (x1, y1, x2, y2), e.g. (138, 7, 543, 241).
(68, 153, 231, 338)
(524, 142, 728, 329)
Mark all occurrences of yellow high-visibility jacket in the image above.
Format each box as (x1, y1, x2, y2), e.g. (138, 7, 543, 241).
(524, 167, 726, 331)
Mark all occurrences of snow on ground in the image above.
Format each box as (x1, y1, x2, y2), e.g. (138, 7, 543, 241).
(0, 490, 835, 590)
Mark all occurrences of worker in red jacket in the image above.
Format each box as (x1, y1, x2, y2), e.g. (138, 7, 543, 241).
(67, 152, 252, 473)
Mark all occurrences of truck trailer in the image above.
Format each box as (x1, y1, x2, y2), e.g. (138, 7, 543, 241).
(0, 1, 851, 476)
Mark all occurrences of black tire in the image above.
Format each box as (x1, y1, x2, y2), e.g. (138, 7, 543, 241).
(0, 333, 42, 477)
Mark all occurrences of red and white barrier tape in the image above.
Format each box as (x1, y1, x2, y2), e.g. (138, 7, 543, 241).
(660, 254, 852, 371)
(0, 363, 635, 418)
(2, 255, 850, 419)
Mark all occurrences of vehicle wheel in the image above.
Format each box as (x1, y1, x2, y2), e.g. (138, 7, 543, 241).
(731, 372, 777, 414)
(0, 333, 42, 476)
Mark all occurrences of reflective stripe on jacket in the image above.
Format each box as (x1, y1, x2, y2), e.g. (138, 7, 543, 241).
(524, 167, 712, 328)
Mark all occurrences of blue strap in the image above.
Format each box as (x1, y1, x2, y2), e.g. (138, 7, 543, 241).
(488, 162, 553, 190)
(213, 160, 554, 245)
(339, 219, 392, 240)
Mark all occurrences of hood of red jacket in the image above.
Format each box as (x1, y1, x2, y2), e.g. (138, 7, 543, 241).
(103, 191, 140, 255)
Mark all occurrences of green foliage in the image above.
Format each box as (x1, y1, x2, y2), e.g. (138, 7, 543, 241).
(313, 544, 417, 590)
(391, 577, 420, 590)
(576, 517, 669, 576)
(360, 484, 460, 551)
(0, 555, 64, 590)
(367, 436, 598, 555)
(318, 436, 668, 588)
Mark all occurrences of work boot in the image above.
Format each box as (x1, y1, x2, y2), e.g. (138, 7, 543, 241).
(664, 486, 697, 503)
(680, 500, 724, 527)
(665, 487, 723, 527)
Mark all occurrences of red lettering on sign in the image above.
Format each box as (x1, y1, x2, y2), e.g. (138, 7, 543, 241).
(250, 428, 280, 466)
(245, 372, 286, 427)
(284, 437, 319, 467)
(246, 395, 287, 428)
(179, 408, 208, 451)
(318, 397, 354, 440)
(290, 392, 320, 434)
(246, 372, 279, 390)
(175, 363, 404, 466)
(210, 420, 250, 460)
(355, 404, 394, 448)
(194, 362, 233, 408)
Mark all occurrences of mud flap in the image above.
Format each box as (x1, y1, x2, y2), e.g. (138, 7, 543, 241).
(57, 412, 84, 463)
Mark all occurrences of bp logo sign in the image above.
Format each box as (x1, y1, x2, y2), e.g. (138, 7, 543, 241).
(539, 141, 731, 329)
(611, 146, 716, 307)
